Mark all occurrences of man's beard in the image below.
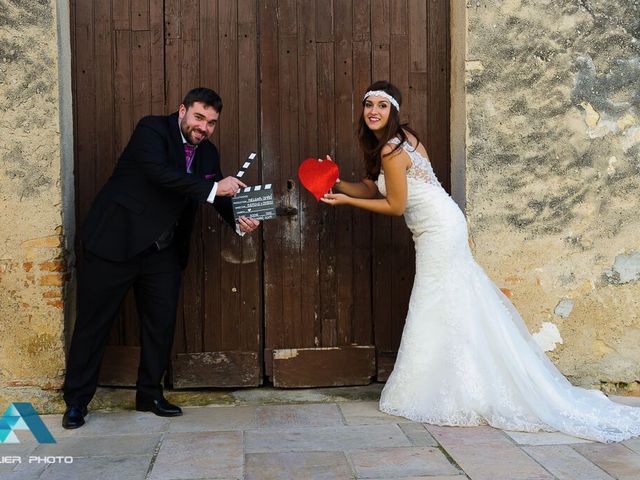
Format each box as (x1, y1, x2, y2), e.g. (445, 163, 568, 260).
(181, 122, 206, 145)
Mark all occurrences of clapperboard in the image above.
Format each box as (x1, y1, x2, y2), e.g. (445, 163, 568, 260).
(231, 152, 277, 221)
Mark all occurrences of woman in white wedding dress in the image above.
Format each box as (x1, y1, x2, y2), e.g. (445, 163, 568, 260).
(321, 80, 640, 443)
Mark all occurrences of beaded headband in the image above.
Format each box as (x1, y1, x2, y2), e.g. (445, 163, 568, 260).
(362, 90, 400, 111)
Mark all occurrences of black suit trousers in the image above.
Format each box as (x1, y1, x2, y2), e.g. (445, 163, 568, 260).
(63, 244, 182, 407)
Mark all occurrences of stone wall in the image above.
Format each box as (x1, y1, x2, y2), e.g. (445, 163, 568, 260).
(465, 0, 640, 390)
(0, 0, 69, 410)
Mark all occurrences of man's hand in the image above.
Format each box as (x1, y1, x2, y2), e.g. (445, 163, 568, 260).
(217, 176, 247, 196)
(237, 216, 260, 234)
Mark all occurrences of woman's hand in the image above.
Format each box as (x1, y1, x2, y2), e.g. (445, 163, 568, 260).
(320, 192, 351, 206)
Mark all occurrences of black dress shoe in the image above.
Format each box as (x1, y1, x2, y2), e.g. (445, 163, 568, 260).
(62, 405, 87, 429)
(135, 394, 182, 417)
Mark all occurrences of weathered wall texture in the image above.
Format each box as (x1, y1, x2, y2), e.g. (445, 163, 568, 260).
(0, 0, 67, 408)
(465, 0, 640, 390)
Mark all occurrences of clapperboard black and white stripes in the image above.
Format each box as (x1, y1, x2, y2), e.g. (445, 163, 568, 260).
(231, 153, 277, 221)
(236, 152, 257, 179)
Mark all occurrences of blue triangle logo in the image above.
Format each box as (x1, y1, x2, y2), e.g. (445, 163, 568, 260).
(0, 403, 55, 444)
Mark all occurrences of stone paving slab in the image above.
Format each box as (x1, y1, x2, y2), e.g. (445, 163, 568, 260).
(398, 423, 438, 447)
(623, 437, 640, 455)
(339, 401, 409, 425)
(0, 441, 39, 473)
(427, 425, 554, 480)
(32, 433, 161, 458)
(365, 476, 467, 480)
(40, 411, 170, 438)
(148, 431, 243, 480)
(523, 445, 614, 480)
(245, 451, 353, 479)
(3, 459, 49, 480)
(168, 405, 257, 433)
(346, 446, 461, 478)
(255, 403, 344, 428)
(244, 424, 412, 453)
(39, 455, 152, 480)
(504, 430, 593, 445)
(573, 443, 640, 480)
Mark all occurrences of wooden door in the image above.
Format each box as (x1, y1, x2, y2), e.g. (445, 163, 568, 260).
(72, 0, 262, 388)
(259, 0, 450, 387)
(71, 0, 450, 389)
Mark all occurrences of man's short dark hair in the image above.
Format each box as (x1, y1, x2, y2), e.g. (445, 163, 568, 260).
(182, 87, 223, 113)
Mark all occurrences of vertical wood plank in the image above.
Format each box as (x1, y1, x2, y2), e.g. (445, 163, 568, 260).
(198, 0, 219, 89)
(279, 0, 298, 36)
(333, 0, 353, 345)
(409, 72, 428, 150)
(260, 0, 283, 355)
(131, 30, 152, 125)
(182, 0, 202, 352)
(315, 0, 334, 42)
(279, 32, 303, 347)
(112, 0, 131, 30)
(389, 0, 407, 35)
(178, 0, 202, 352)
(73, 0, 96, 226)
(371, 0, 390, 81)
(132, 0, 150, 31)
(297, 0, 321, 347)
(113, 30, 133, 168)
(408, 0, 428, 143)
(370, 0, 394, 367)
(164, 0, 182, 110)
(218, 0, 241, 349)
(408, 0, 427, 72)
(316, 40, 337, 349)
(371, 0, 390, 46)
(427, 0, 450, 190)
(94, 0, 115, 188)
(237, 0, 261, 356)
(182, 219, 204, 352)
(201, 0, 222, 352)
(352, 38, 373, 346)
(391, 25, 414, 353)
(149, 0, 164, 114)
(378, 0, 412, 359)
(182, 0, 204, 354)
(352, 0, 370, 41)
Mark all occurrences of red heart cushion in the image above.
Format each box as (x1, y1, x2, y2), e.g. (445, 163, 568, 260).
(298, 158, 339, 201)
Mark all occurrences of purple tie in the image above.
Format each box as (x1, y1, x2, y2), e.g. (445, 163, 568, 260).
(184, 144, 196, 172)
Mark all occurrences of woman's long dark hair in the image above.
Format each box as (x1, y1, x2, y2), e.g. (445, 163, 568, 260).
(358, 80, 421, 179)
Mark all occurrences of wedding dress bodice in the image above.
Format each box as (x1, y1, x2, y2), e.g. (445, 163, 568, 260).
(376, 136, 640, 443)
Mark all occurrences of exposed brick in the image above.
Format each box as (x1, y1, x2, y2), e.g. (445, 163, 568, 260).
(500, 287, 513, 298)
(23, 262, 34, 272)
(21, 235, 61, 249)
(39, 260, 65, 272)
(42, 289, 62, 299)
(46, 299, 64, 309)
(39, 273, 64, 286)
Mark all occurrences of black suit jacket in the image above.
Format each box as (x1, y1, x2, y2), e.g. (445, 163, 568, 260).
(80, 112, 235, 268)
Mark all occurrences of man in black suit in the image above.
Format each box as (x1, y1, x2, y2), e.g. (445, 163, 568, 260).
(62, 88, 259, 429)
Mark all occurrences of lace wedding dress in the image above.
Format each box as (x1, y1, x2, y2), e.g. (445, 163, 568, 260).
(377, 137, 640, 443)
